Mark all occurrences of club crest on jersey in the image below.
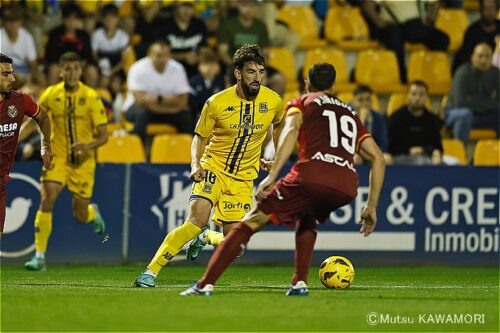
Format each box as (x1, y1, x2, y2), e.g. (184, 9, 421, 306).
(259, 102, 268, 113)
(7, 105, 18, 118)
(202, 182, 213, 194)
(78, 97, 86, 105)
(243, 114, 252, 124)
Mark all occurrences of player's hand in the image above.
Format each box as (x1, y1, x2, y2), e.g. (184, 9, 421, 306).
(190, 163, 205, 182)
(260, 159, 274, 173)
(358, 206, 377, 237)
(71, 142, 90, 155)
(41, 147, 53, 170)
(256, 175, 276, 201)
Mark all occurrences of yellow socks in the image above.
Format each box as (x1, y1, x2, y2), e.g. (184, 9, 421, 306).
(34, 211, 52, 253)
(147, 221, 201, 275)
(205, 230, 224, 246)
(85, 204, 97, 223)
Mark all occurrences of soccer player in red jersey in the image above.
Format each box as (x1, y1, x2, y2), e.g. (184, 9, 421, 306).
(180, 63, 386, 296)
(0, 53, 52, 236)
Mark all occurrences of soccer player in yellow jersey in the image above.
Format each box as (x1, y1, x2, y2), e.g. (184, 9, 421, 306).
(24, 52, 109, 271)
(134, 44, 284, 287)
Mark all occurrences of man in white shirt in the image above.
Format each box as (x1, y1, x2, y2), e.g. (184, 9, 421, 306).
(124, 40, 193, 141)
(0, 6, 45, 87)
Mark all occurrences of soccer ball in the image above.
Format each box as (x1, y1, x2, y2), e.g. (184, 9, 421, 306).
(319, 256, 355, 289)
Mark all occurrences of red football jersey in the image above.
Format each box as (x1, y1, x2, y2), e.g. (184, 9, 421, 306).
(0, 91, 40, 183)
(283, 92, 371, 197)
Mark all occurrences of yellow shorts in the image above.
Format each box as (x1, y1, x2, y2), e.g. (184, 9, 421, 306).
(40, 157, 96, 199)
(190, 163, 253, 227)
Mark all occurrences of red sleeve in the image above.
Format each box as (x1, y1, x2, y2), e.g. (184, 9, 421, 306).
(354, 114, 371, 152)
(22, 92, 40, 117)
(285, 97, 305, 115)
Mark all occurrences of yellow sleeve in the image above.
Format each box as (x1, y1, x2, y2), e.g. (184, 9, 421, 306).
(37, 87, 51, 110)
(272, 98, 285, 124)
(89, 90, 108, 127)
(194, 97, 217, 138)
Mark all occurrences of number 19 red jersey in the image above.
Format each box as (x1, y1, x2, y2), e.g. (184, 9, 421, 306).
(283, 92, 371, 198)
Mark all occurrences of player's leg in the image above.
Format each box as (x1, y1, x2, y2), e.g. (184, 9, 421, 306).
(180, 208, 270, 296)
(134, 198, 212, 287)
(71, 195, 105, 235)
(25, 181, 63, 271)
(0, 183, 6, 237)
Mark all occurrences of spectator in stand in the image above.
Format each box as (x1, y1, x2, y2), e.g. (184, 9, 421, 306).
(388, 81, 443, 165)
(189, 50, 226, 124)
(44, 3, 94, 85)
(257, 0, 299, 53)
(493, 34, 500, 69)
(217, 0, 285, 96)
(124, 40, 193, 142)
(354, 0, 449, 83)
(0, 6, 45, 88)
(445, 43, 499, 145)
(350, 85, 392, 165)
(452, 0, 499, 73)
(91, 4, 129, 80)
(160, 0, 209, 78)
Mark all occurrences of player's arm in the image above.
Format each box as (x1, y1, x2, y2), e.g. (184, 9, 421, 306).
(132, 91, 188, 114)
(256, 113, 302, 200)
(357, 137, 386, 237)
(190, 134, 209, 182)
(32, 107, 53, 169)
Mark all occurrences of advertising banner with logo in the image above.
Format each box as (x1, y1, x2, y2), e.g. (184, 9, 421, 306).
(2, 163, 498, 265)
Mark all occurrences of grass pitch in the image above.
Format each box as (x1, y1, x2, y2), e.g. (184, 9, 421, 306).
(1, 265, 498, 332)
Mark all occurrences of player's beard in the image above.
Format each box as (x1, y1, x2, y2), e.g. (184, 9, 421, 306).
(242, 80, 260, 99)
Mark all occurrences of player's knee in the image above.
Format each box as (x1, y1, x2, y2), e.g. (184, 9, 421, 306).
(186, 218, 208, 229)
(297, 217, 317, 233)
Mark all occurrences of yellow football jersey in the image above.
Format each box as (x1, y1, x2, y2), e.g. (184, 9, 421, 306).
(195, 85, 284, 180)
(38, 82, 107, 165)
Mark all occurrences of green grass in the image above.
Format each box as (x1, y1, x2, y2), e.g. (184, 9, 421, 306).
(1, 265, 498, 332)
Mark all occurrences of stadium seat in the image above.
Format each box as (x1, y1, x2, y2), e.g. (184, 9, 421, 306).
(146, 123, 178, 136)
(267, 47, 299, 92)
(473, 140, 500, 166)
(276, 6, 327, 49)
(386, 93, 432, 117)
(150, 134, 193, 164)
(354, 50, 405, 94)
(302, 48, 355, 93)
(463, 0, 479, 10)
(123, 46, 136, 74)
(97, 134, 146, 163)
(435, 9, 469, 51)
(470, 129, 497, 141)
(442, 139, 467, 165)
(336, 91, 381, 112)
(407, 51, 451, 95)
(324, 7, 379, 50)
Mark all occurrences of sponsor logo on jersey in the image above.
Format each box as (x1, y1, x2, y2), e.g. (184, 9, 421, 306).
(311, 151, 355, 172)
(7, 105, 17, 118)
(224, 106, 236, 112)
(0, 122, 18, 137)
(243, 114, 252, 124)
(259, 102, 268, 113)
(229, 123, 264, 130)
(223, 201, 248, 211)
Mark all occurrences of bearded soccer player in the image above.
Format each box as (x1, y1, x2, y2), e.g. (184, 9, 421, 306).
(180, 63, 386, 296)
(134, 44, 284, 287)
(24, 52, 108, 271)
(0, 53, 52, 237)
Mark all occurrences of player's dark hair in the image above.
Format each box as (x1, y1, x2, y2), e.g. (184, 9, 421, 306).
(101, 3, 119, 16)
(354, 85, 372, 96)
(479, 0, 499, 11)
(233, 44, 265, 70)
(308, 63, 336, 91)
(409, 80, 428, 92)
(0, 53, 14, 64)
(149, 39, 171, 51)
(61, 3, 83, 19)
(59, 52, 82, 65)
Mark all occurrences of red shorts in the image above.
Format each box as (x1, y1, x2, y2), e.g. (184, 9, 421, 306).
(258, 179, 355, 225)
(0, 184, 6, 232)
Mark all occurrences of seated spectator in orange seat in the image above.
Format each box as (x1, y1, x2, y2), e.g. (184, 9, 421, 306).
(388, 81, 443, 165)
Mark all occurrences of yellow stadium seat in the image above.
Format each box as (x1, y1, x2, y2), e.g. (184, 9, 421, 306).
(97, 134, 146, 163)
(324, 7, 379, 50)
(463, 0, 479, 10)
(470, 129, 497, 141)
(302, 48, 355, 93)
(407, 51, 451, 95)
(405, 42, 426, 52)
(355, 50, 405, 94)
(267, 47, 299, 92)
(442, 138, 467, 165)
(276, 6, 327, 49)
(435, 9, 469, 51)
(473, 140, 500, 166)
(336, 91, 381, 112)
(151, 134, 193, 164)
(386, 93, 432, 117)
(146, 123, 178, 136)
(123, 46, 136, 74)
